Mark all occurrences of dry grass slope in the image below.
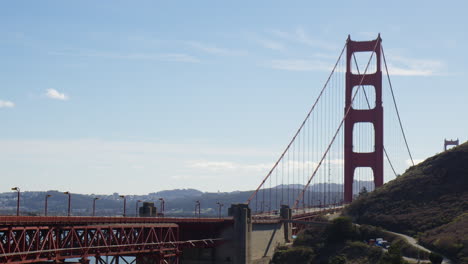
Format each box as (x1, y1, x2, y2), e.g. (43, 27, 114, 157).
(345, 142, 468, 262)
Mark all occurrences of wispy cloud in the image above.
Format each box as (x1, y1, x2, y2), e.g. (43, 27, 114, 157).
(386, 55, 445, 76)
(187, 41, 247, 56)
(189, 160, 273, 172)
(255, 38, 285, 51)
(51, 50, 200, 63)
(46, 89, 69, 101)
(266, 59, 332, 72)
(189, 159, 343, 173)
(0, 100, 15, 108)
(270, 27, 338, 50)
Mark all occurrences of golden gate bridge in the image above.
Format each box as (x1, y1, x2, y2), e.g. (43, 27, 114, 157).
(0, 35, 414, 264)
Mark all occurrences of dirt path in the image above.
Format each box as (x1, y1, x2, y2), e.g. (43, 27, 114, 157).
(384, 230, 454, 264)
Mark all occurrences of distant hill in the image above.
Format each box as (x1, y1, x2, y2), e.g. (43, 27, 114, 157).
(0, 181, 373, 217)
(345, 142, 468, 263)
(148, 188, 203, 200)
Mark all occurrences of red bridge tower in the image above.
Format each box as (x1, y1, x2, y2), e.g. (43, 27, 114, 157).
(344, 35, 384, 203)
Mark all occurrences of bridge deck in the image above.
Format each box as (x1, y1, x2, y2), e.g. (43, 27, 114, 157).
(0, 216, 234, 225)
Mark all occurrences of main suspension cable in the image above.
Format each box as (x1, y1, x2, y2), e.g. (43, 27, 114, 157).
(294, 39, 380, 209)
(381, 46, 415, 166)
(246, 42, 348, 204)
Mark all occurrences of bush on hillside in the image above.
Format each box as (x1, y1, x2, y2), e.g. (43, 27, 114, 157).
(378, 240, 407, 264)
(271, 246, 315, 264)
(326, 217, 359, 243)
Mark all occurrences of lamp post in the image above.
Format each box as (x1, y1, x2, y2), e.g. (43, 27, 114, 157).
(158, 198, 165, 216)
(45, 194, 52, 216)
(135, 200, 142, 217)
(119, 195, 126, 217)
(194, 200, 200, 218)
(11, 187, 20, 216)
(64, 192, 71, 216)
(92, 197, 99, 217)
(216, 202, 224, 218)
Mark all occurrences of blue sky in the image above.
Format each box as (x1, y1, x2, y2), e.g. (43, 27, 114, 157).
(1, 1, 467, 194)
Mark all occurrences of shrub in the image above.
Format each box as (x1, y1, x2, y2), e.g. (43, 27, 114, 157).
(326, 217, 359, 242)
(271, 246, 315, 264)
(328, 254, 346, 264)
(378, 241, 406, 264)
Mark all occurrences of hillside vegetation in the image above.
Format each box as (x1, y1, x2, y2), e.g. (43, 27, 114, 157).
(272, 217, 427, 264)
(345, 142, 468, 263)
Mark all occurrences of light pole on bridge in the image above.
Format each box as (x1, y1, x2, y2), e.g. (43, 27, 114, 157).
(216, 202, 224, 218)
(135, 200, 142, 217)
(63, 191, 71, 216)
(44, 194, 52, 216)
(11, 187, 20, 216)
(119, 195, 127, 217)
(158, 198, 165, 216)
(92, 197, 99, 217)
(194, 200, 201, 218)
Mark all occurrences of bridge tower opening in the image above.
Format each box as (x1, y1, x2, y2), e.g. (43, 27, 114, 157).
(444, 138, 459, 151)
(344, 35, 384, 203)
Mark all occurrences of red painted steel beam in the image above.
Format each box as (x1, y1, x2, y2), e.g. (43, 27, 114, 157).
(0, 216, 233, 226)
(344, 35, 384, 203)
(0, 223, 182, 264)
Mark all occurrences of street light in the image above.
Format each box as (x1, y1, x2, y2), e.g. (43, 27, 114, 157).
(158, 198, 165, 216)
(92, 197, 99, 217)
(11, 187, 20, 216)
(119, 195, 126, 217)
(63, 192, 71, 216)
(45, 194, 52, 216)
(216, 202, 224, 219)
(135, 200, 142, 217)
(194, 200, 201, 218)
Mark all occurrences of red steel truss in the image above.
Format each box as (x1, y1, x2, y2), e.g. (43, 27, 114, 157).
(0, 216, 231, 264)
(0, 223, 180, 264)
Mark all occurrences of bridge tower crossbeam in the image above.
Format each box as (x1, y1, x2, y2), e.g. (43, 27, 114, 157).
(344, 35, 384, 202)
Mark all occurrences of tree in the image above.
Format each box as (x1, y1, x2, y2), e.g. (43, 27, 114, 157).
(329, 255, 346, 264)
(379, 241, 406, 264)
(359, 186, 368, 196)
(326, 217, 358, 242)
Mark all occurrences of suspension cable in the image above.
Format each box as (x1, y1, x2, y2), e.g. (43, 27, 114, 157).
(246, 42, 348, 204)
(381, 46, 415, 166)
(294, 39, 379, 209)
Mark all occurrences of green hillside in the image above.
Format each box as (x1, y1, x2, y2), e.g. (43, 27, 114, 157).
(345, 142, 468, 262)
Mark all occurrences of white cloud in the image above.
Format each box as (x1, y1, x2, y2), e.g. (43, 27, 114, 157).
(255, 37, 285, 51)
(385, 55, 445, 76)
(0, 100, 15, 108)
(270, 27, 338, 50)
(267, 59, 332, 72)
(51, 50, 200, 63)
(46, 89, 69, 100)
(189, 160, 273, 172)
(188, 41, 247, 56)
(0, 139, 281, 194)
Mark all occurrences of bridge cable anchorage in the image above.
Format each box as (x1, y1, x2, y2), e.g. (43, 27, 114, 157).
(381, 46, 415, 166)
(351, 53, 398, 178)
(293, 39, 380, 209)
(246, 41, 348, 204)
